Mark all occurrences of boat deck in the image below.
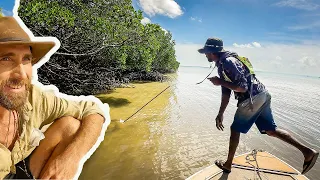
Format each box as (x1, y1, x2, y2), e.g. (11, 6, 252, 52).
(187, 150, 308, 180)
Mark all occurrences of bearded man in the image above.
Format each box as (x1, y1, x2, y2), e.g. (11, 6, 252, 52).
(0, 16, 107, 179)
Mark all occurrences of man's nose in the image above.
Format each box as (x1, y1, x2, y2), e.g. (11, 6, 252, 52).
(12, 63, 28, 80)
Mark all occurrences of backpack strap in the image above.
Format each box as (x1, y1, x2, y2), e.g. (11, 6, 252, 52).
(221, 56, 254, 106)
(222, 70, 232, 82)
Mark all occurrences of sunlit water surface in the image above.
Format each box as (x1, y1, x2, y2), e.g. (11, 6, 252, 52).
(79, 66, 320, 180)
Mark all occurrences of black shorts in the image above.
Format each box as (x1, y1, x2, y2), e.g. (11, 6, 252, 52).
(4, 155, 34, 179)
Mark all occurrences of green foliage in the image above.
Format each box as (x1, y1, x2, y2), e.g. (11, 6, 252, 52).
(18, 0, 179, 95)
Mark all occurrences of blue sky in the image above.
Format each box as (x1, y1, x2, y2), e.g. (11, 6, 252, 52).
(1, 0, 320, 76)
(133, 0, 320, 45)
(0, 0, 14, 16)
(133, 0, 320, 76)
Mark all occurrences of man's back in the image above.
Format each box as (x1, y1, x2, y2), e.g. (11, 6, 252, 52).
(216, 51, 266, 104)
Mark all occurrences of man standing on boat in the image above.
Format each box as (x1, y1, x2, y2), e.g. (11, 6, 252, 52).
(198, 37, 318, 174)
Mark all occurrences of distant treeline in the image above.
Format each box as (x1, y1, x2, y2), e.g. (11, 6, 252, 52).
(17, 0, 179, 95)
(0, 8, 3, 17)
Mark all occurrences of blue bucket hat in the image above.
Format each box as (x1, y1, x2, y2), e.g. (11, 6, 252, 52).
(198, 38, 225, 54)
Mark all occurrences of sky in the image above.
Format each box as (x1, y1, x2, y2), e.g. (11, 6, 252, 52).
(132, 0, 320, 76)
(1, 0, 320, 76)
(0, 0, 14, 16)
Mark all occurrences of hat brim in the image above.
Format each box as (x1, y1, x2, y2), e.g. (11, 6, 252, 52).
(198, 48, 208, 54)
(0, 41, 56, 65)
(198, 47, 225, 54)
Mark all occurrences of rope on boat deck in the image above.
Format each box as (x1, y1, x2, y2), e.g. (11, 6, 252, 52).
(245, 149, 269, 180)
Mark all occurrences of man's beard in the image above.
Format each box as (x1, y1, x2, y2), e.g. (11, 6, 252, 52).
(0, 78, 30, 110)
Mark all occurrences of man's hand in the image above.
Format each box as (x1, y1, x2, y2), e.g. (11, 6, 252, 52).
(208, 76, 222, 86)
(215, 114, 224, 131)
(39, 154, 79, 179)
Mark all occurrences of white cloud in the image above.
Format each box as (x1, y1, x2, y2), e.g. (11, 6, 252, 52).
(161, 27, 168, 34)
(274, 0, 320, 11)
(233, 42, 262, 48)
(140, 17, 167, 33)
(271, 56, 283, 67)
(175, 42, 320, 76)
(298, 56, 318, 66)
(276, 56, 282, 61)
(252, 42, 262, 48)
(190, 16, 202, 23)
(138, 0, 183, 18)
(233, 43, 254, 48)
(141, 17, 151, 25)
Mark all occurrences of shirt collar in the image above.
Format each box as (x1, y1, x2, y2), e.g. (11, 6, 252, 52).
(215, 53, 225, 67)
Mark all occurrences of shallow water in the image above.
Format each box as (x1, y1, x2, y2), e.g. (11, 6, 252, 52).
(79, 66, 320, 180)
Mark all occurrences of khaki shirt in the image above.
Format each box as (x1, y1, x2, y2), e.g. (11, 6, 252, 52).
(0, 85, 106, 179)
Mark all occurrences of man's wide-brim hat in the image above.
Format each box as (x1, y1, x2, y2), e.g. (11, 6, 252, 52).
(0, 16, 55, 65)
(198, 37, 225, 54)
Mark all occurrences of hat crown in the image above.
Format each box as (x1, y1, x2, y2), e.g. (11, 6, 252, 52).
(205, 38, 223, 47)
(0, 17, 31, 42)
(198, 37, 225, 54)
(0, 17, 56, 65)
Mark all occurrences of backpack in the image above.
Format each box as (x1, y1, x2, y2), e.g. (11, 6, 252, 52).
(221, 55, 255, 83)
(237, 56, 255, 75)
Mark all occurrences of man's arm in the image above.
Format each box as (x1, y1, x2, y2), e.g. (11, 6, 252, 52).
(39, 114, 105, 179)
(38, 87, 107, 127)
(60, 114, 104, 162)
(220, 80, 247, 93)
(209, 76, 247, 93)
(35, 87, 108, 179)
(215, 87, 231, 131)
(218, 91, 231, 116)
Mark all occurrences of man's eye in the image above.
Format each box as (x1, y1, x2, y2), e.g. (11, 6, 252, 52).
(23, 57, 34, 62)
(0, 57, 11, 61)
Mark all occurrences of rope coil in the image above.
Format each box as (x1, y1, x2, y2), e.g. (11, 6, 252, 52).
(245, 149, 268, 180)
